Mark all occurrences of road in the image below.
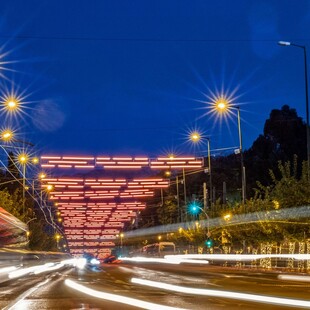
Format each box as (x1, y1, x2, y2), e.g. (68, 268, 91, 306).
(1, 262, 310, 309)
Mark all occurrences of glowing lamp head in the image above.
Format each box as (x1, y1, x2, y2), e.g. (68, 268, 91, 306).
(217, 102, 226, 110)
(215, 96, 230, 113)
(165, 171, 171, 177)
(223, 213, 232, 221)
(189, 201, 201, 215)
(32, 157, 39, 164)
(39, 172, 46, 179)
(190, 131, 201, 143)
(7, 99, 18, 109)
(1, 129, 13, 141)
(205, 238, 213, 248)
(46, 184, 54, 191)
(18, 153, 29, 164)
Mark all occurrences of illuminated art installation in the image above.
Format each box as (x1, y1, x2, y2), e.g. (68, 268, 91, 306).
(40, 156, 203, 259)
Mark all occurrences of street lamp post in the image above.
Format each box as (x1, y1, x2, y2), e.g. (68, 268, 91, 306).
(17, 153, 28, 215)
(278, 41, 310, 178)
(120, 233, 124, 248)
(237, 107, 246, 204)
(215, 101, 246, 204)
(189, 203, 210, 237)
(190, 132, 213, 207)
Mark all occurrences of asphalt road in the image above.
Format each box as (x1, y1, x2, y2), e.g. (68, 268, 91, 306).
(1, 262, 310, 309)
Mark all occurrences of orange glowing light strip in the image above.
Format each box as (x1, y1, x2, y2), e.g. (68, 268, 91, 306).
(47, 181, 78, 185)
(143, 185, 168, 188)
(96, 161, 116, 164)
(58, 178, 83, 182)
(96, 157, 111, 160)
(98, 182, 126, 185)
(157, 157, 195, 160)
(104, 165, 142, 169)
(49, 160, 88, 164)
(91, 185, 121, 189)
(75, 165, 95, 168)
(134, 157, 149, 160)
(62, 156, 95, 160)
(68, 185, 84, 188)
(54, 194, 80, 197)
(58, 165, 73, 168)
(169, 165, 202, 168)
(96, 179, 114, 182)
(149, 161, 165, 165)
(134, 178, 164, 181)
(189, 161, 202, 164)
(164, 161, 186, 164)
(89, 196, 115, 199)
(41, 156, 61, 160)
(117, 161, 149, 165)
(41, 164, 56, 168)
(112, 157, 132, 160)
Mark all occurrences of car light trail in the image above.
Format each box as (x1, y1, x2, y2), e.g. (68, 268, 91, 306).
(64, 279, 186, 310)
(120, 257, 181, 264)
(131, 278, 310, 308)
(121, 256, 209, 265)
(278, 275, 310, 282)
(164, 253, 310, 261)
(0, 266, 17, 273)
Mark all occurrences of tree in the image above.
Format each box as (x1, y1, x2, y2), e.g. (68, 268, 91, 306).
(157, 194, 178, 225)
(245, 105, 307, 194)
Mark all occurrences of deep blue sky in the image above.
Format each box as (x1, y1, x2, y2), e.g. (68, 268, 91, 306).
(1, 0, 309, 158)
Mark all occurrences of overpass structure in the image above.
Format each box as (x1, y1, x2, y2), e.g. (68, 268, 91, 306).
(40, 155, 203, 259)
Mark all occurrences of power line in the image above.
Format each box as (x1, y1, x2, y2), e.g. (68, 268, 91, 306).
(0, 34, 309, 43)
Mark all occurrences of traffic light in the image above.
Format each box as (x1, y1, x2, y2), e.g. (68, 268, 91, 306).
(188, 200, 201, 215)
(205, 238, 213, 248)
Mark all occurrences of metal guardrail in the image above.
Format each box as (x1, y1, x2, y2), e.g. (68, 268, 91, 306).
(125, 205, 310, 238)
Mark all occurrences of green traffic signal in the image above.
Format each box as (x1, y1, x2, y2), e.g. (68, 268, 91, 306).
(205, 238, 213, 248)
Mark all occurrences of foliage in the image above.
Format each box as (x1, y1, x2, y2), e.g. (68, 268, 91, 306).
(157, 194, 178, 225)
(28, 219, 57, 251)
(245, 105, 306, 195)
(254, 157, 310, 209)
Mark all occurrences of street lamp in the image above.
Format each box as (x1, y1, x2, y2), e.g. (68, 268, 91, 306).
(278, 41, 310, 178)
(120, 233, 124, 248)
(17, 153, 39, 214)
(1, 129, 14, 142)
(17, 153, 29, 214)
(2, 96, 20, 114)
(215, 98, 246, 204)
(55, 233, 61, 249)
(190, 131, 212, 206)
(188, 201, 210, 237)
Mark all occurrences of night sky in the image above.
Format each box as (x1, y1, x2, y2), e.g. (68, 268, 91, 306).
(0, 1, 309, 158)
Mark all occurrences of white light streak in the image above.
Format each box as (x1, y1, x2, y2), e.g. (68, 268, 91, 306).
(164, 253, 310, 261)
(65, 279, 186, 310)
(278, 275, 310, 282)
(0, 266, 17, 273)
(131, 278, 310, 308)
(120, 257, 180, 264)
